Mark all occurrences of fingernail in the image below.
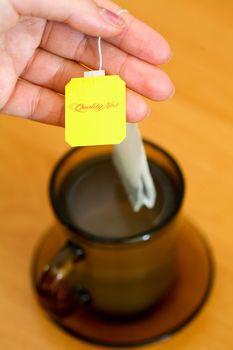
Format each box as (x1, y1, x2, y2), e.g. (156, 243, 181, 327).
(99, 8, 126, 28)
(165, 49, 173, 63)
(169, 85, 176, 99)
(146, 105, 151, 117)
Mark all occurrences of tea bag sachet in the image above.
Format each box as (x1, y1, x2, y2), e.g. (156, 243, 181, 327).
(113, 123, 156, 212)
(65, 70, 126, 147)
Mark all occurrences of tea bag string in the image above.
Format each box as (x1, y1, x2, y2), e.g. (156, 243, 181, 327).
(98, 9, 128, 71)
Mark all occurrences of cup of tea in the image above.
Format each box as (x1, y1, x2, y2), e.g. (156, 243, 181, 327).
(35, 141, 184, 318)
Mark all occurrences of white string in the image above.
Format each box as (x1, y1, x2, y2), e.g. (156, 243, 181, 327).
(97, 36, 103, 71)
(98, 9, 128, 71)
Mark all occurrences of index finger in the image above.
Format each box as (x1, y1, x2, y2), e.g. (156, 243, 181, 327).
(1, 0, 125, 37)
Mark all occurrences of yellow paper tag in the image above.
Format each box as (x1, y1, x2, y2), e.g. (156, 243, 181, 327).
(65, 75, 126, 147)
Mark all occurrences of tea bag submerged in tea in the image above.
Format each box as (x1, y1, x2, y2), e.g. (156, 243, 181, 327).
(113, 123, 156, 212)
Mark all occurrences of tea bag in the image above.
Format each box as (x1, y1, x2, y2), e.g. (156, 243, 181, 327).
(112, 123, 156, 212)
(65, 71, 126, 146)
(65, 8, 156, 211)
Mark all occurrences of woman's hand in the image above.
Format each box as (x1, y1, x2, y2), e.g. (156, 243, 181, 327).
(0, 0, 174, 126)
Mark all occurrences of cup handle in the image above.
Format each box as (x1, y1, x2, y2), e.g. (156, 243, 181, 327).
(37, 240, 87, 315)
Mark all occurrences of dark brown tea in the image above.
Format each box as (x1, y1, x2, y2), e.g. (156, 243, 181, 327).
(58, 156, 177, 239)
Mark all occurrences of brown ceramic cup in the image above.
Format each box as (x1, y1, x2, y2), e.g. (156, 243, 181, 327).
(36, 141, 184, 318)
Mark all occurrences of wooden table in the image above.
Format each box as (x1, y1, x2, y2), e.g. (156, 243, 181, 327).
(0, 0, 232, 349)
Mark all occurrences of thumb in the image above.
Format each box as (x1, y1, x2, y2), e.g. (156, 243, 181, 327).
(1, 0, 126, 37)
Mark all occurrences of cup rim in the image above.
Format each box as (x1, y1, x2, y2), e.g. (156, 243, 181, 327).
(49, 141, 185, 245)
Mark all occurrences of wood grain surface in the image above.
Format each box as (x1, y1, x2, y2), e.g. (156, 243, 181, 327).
(0, 1, 232, 349)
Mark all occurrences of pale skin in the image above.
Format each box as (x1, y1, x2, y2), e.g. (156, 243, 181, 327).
(0, 0, 174, 126)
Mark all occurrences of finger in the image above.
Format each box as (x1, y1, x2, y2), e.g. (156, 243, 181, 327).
(94, 0, 172, 64)
(0, 52, 17, 109)
(0, 79, 64, 125)
(77, 37, 174, 100)
(21, 48, 149, 122)
(40, 26, 174, 101)
(126, 89, 149, 122)
(0, 1, 19, 33)
(3, 0, 125, 37)
(1, 77, 148, 125)
(40, 15, 170, 74)
(21, 48, 85, 94)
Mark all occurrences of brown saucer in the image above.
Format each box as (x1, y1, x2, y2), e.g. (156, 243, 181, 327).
(31, 220, 214, 347)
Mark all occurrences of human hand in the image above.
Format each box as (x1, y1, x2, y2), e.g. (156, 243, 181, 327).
(0, 0, 174, 126)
